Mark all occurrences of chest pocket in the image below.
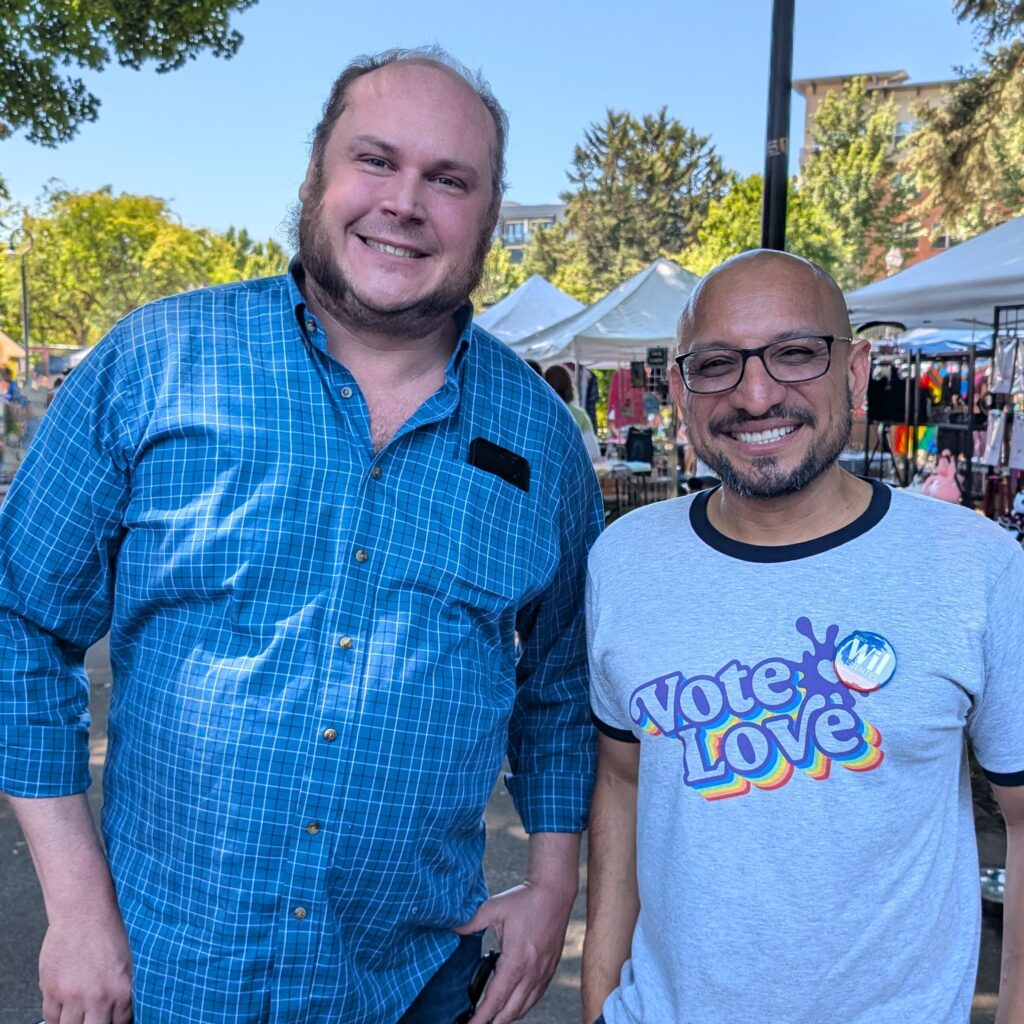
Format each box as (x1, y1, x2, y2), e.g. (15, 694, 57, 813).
(410, 457, 558, 611)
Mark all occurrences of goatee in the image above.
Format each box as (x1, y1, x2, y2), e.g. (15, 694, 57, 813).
(691, 398, 853, 500)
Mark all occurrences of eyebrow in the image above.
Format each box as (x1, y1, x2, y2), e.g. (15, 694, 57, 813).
(687, 329, 833, 352)
(347, 134, 481, 183)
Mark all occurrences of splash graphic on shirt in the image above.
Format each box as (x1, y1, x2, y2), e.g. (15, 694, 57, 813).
(628, 618, 890, 800)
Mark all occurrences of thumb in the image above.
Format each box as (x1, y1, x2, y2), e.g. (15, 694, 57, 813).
(452, 898, 497, 935)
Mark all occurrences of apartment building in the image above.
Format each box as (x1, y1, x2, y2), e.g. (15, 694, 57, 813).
(496, 202, 566, 263)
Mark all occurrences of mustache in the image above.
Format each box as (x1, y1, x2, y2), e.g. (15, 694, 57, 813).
(709, 404, 817, 434)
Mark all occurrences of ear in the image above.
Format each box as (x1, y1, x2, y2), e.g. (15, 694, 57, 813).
(669, 362, 688, 422)
(848, 339, 871, 409)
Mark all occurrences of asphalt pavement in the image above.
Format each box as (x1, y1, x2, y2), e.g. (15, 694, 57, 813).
(0, 636, 1003, 1023)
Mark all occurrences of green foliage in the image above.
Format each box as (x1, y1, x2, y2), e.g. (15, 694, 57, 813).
(905, 43, 1024, 235)
(520, 222, 600, 303)
(0, 0, 256, 145)
(677, 175, 845, 279)
(203, 226, 288, 284)
(558, 108, 731, 295)
(955, 0, 1024, 44)
(471, 239, 524, 311)
(0, 186, 286, 349)
(799, 77, 918, 288)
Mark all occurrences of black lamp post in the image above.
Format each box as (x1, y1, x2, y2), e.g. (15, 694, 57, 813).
(761, 0, 796, 251)
(5, 229, 33, 384)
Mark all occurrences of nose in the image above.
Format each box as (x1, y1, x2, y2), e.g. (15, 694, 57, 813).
(380, 171, 425, 222)
(733, 352, 788, 414)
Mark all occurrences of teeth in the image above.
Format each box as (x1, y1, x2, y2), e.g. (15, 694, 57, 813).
(733, 425, 797, 445)
(365, 238, 422, 258)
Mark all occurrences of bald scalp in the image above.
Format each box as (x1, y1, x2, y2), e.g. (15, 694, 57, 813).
(677, 250, 851, 350)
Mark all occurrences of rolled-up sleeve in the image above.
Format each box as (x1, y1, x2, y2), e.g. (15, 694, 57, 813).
(0, 337, 131, 797)
(505, 444, 604, 833)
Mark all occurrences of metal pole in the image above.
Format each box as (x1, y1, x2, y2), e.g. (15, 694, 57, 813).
(19, 254, 29, 385)
(760, 0, 795, 251)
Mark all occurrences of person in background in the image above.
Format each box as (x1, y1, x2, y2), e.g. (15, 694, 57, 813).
(1, 45, 603, 1024)
(1, 367, 21, 404)
(525, 358, 544, 376)
(545, 364, 601, 462)
(565, 361, 600, 433)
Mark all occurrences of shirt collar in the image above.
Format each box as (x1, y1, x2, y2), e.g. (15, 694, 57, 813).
(287, 257, 476, 375)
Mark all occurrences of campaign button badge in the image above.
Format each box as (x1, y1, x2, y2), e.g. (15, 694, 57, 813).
(834, 631, 897, 692)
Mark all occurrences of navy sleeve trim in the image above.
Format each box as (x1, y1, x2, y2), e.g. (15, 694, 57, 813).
(592, 711, 639, 744)
(983, 767, 1024, 786)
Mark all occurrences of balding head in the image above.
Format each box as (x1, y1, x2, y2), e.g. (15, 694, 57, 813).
(678, 250, 851, 352)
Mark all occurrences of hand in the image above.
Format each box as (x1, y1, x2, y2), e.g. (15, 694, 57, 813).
(38, 908, 133, 1024)
(453, 878, 576, 1024)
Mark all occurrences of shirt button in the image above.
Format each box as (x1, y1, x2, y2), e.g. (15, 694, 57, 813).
(341, 386, 353, 399)
(322, 728, 338, 742)
(354, 548, 368, 563)
(338, 636, 353, 650)
(305, 318, 317, 334)
(292, 906, 308, 920)
(371, 466, 382, 480)
(306, 821, 321, 836)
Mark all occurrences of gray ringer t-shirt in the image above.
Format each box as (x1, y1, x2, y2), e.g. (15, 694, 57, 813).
(588, 482, 1024, 1024)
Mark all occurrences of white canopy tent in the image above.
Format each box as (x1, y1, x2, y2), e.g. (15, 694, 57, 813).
(846, 215, 1024, 331)
(508, 258, 700, 366)
(475, 274, 584, 342)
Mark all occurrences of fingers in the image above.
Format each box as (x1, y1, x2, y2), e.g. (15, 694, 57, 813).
(465, 941, 556, 1024)
(453, 897, 498, 936)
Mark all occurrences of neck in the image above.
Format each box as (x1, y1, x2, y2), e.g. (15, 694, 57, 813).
(708, 465, 874, 547)
(303, 277, 460, 385)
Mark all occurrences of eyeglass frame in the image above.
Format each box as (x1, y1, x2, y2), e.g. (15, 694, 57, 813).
(674, 335, 853, 395)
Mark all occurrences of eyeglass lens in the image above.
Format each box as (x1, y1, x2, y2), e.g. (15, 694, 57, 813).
(684, 337, 832, 393)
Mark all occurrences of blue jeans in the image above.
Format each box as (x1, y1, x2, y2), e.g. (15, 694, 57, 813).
(398, 933, 484, 1024)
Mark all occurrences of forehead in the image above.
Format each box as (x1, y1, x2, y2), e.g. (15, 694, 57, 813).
(687, 260, 846, 348)
(330, 62, 495, 169)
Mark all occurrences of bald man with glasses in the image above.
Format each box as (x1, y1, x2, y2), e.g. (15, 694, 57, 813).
(581, 250, 1024, 1024)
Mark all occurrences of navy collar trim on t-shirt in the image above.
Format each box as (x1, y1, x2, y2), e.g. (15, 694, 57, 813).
(690, 478, 892, 563)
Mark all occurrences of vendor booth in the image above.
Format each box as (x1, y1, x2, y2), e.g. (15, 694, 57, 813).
(475, 275, 584, 342)
(847, 217, 1024, 515)
(509, 259, 701, 519)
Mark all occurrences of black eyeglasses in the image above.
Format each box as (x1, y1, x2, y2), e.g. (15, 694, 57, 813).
(675, 335, 852, 395)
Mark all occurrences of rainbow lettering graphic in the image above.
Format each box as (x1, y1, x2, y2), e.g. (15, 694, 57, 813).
(627, 619, 889, 801)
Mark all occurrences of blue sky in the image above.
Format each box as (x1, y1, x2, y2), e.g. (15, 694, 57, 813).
(3, 0, 981, 247)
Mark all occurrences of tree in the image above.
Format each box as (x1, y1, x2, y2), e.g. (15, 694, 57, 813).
(799, 77, 918, 289)
(0, 0, 256, 145)
(559, 108, 731, 295)
(677, 174, 845, 278)
(904, 2, 1024, 235)
(203, 226, 288, 285)
(0, 187, 285, 349)
(520, 222, 599, 304)
(470, 239, 524, 311)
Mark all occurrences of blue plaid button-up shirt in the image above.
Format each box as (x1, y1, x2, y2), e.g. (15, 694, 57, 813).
(0, 270, 604, 1022)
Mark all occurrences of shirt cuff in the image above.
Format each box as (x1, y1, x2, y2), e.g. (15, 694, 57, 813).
(0, 725, 92, 797)
(504, 767, 595, 834)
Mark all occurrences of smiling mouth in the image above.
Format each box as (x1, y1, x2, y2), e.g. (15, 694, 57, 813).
(361, 237, 426, 259)
(730, 425, 799, 445)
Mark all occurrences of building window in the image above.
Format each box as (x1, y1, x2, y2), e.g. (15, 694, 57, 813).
(503, 221, 525, 244)
(893, 120, 919, 146)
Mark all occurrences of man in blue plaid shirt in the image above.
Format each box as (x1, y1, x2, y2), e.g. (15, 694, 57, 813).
(0, 47, 603, 1024)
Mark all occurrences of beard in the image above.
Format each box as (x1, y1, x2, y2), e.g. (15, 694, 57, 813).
(291, 159, 493, 339)
(690, 391, 853, 500)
